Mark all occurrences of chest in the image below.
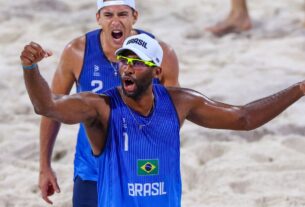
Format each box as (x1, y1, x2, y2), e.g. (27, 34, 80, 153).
(109, 105, 180, 157)
(77, 60, 121, 93)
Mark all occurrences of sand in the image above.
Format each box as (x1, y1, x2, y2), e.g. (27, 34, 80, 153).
(1, 0, 305, 206)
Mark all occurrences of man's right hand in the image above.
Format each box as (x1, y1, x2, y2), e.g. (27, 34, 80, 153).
(299, 81, 305, 95)
(20, 42, 53, 66)
(39, 167, 60, 205)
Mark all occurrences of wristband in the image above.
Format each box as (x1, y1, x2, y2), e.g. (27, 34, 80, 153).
(22, 63, 38, 70)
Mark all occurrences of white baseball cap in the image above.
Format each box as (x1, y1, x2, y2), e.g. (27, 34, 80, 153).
(97, 0, 136, 11)
(115, 34, 163, 67)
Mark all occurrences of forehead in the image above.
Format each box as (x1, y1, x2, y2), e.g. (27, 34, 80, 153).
(100, 5, 133, 13)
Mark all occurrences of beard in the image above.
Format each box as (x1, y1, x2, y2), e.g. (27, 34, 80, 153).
(121, 74, 153, 100)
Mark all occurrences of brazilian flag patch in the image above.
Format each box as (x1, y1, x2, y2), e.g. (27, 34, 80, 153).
(137, 159, 159, 176)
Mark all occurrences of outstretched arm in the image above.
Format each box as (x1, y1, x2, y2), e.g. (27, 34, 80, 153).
(171, 83, 304, 130)
(235, 84, 304, 130)
(20, 42, 99, 124)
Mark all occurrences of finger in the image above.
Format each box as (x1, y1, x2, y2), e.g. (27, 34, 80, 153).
(22, 50, 37, 63)
(47, 184, 55, 196)
(43, 195, 53, 205)
(41, 184, 54, 205)
(25, 44, 42, 58)
(20, 45, 41, 65)
(21, 43, 50, 65)
(51, 178, 61, 193)
(29, 41, 43, 51)
(38, 49, 53, 59)
(44, 49, 53, 57)
(20, 53, 33, 66)
(30, 42, 50, 58)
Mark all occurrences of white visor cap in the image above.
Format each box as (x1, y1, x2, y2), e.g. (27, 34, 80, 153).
(115, 34, 163, 67)
(97, 0, 136, 11)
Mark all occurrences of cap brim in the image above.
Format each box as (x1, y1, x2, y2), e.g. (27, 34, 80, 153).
(115, 46, 151, 61)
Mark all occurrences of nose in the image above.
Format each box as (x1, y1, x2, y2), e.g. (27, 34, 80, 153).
(120, 64, 134, 75)
(111, 15, 121, 26)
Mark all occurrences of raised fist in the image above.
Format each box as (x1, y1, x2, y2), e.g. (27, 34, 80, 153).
(20, 42, 53, 66)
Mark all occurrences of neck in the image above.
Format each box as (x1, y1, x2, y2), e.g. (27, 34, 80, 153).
(120, 87, 154, 116)
(101, 33, 117, 62)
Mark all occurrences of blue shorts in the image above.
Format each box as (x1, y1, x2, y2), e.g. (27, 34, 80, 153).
(73, 176, 97, 207)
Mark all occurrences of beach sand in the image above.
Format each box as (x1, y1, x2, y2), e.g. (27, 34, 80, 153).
(1, 0, 305, 206)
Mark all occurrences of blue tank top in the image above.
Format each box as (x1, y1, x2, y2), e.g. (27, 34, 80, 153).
(74, 29, 158, 181)
(97, 85, 181, 207)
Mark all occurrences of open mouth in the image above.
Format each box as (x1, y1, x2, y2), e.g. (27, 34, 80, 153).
(123, 76, 136, 92)
(112, 30, 123, 40)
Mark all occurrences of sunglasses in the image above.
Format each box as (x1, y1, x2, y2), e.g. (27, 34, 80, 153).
(117, 55, 157, 68)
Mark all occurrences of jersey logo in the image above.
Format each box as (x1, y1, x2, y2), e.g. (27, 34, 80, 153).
(93, 65, 100, 77)
(137, 159, 159, 176)
(122, 118, 128, 151)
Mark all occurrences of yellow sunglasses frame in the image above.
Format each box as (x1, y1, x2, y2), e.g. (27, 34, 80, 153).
(117, 55, 157, 68)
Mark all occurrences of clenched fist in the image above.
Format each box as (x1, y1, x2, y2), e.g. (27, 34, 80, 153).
(20, 42, 53, 67)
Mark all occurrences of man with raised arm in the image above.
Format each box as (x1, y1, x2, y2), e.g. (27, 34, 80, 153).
(38, 0, 179, 206)
(21, 34, 305, 207)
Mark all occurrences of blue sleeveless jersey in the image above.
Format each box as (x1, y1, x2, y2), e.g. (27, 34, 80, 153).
(74, 29, 158, 181)
(97, 85, 181, 207)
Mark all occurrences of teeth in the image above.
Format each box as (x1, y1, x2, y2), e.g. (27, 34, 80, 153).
(124, 77, 134, 85)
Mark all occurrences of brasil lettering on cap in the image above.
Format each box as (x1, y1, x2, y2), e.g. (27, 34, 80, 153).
(127, 38, 147, 49)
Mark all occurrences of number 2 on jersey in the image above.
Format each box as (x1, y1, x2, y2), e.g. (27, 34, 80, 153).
(91, 80, 103, 93)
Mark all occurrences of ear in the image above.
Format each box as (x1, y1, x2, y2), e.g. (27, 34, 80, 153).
(96, 11, 101, 25)
(154, 67, 162, 78)
(132, 10, 139, 25)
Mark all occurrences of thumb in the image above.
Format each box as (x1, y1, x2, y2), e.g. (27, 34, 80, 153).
(39, 49, 53, 58)
(44, 49, 53, 58)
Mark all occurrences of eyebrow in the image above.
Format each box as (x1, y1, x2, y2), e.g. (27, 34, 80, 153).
(101, 11, 130, 17)
(118, 11, 129, 15)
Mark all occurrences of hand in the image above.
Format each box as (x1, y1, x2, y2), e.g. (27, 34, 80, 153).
(20, 42, 53, 66)
(39, 167, 60, 205)
(300, 81, 305, 95)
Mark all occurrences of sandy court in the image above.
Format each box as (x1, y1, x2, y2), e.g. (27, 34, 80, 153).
(1, 0, 305, 206)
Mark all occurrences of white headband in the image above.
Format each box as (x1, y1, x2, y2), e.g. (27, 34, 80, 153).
(97, 0, 136, 11)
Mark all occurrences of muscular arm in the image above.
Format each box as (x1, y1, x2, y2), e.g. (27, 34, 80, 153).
(20, 42, 100, 123)
(21, 41, 106, 203)
(39, 37, 85, 198)
(170, 83, 304, 130)
(23, 67, 99, 124)
(158, 41, 180, 87)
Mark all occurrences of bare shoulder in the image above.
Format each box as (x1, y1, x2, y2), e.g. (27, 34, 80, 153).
(166, 87, 226, 115)
(165, 87, 205, 124)
(166, 87, 205, 103)
(158, 40, 178, 66)
(55, 35, 86, 82)
(156, 39, 180, 87)
(158, 40, 175, 54)
(62, 35, 86, 59)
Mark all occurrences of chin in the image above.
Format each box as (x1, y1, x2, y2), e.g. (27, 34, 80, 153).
(123, 89, 142, 100)
(112, 38, 124, 46)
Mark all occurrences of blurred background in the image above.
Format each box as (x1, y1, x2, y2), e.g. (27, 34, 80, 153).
(1, 0, 305, 206)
